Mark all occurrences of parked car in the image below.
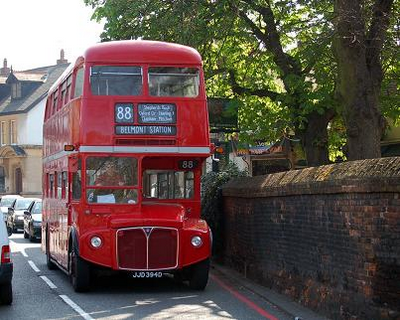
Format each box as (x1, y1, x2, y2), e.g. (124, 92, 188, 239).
(0, 195, 22, 226)
(23, 199, 42, 242)
(0, 211, 12, 305)
(7, 198, 40, 233)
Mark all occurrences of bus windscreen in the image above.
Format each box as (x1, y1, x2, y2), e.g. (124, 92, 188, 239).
(148, 67, 199, 97)
(90, 66, 142, 96)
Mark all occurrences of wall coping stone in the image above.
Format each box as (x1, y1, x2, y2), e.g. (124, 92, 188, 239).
(222, 157, 400, 197)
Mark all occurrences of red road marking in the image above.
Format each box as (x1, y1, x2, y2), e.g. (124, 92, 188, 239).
(211, 274, 279, 320)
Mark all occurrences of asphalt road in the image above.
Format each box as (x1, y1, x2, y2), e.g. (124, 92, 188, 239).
(0, 233, 327, 320)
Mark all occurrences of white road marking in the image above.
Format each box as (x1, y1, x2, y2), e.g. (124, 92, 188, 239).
(40, 276, 57, 289)
(21, 249, 28, 257)
(28, 260, 40, 272)
(59, 295, 94, 320)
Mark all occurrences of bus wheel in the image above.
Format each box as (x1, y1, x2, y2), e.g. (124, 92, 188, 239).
(46, 230, 56, 270)
(0, 282, 13, 305)
(187, 258, 210, 290)
(70, 248, 90, 292)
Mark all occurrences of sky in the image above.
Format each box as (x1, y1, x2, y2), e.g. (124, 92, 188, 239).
(1, 0, 104, 71)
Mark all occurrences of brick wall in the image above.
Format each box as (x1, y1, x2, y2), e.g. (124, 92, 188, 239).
(221, 157, 400, 320)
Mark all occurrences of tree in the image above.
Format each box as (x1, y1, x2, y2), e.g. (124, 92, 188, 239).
(85, 0, 398, 163)
(85, 0, 338, 166)
(333, 0, 396, 160)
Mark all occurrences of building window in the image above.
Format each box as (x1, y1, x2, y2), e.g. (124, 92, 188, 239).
(0, 167, 5, 192)
(10, 120, 17, 145)
(0, 121, 6, 146)
(11, 82, 22, 99)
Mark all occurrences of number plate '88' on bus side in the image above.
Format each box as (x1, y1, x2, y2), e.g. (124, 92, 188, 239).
(131, 271, 163, 278)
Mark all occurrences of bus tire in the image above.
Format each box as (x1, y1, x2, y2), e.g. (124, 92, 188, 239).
(70, 248, 90, 292)
(188, 258, 210, 290)
(0, 282, 13, 305)
(46, 229, 56, 270)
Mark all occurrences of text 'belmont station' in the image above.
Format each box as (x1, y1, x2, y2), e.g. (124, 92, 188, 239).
(116, 125, 176, 135)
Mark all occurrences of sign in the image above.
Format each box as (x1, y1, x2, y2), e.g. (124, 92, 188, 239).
(178, 160, 198, 170)
(235, 141, 284, 156)
(249, 144, 283, 155)
(138, 103, 176, 124)
(115, 103, 134, 123)
(115, 125, 176, 135)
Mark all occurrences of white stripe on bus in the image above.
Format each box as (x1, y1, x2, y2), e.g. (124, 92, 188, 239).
(79, 146, 211, 154)
(44, 146, 210, 162)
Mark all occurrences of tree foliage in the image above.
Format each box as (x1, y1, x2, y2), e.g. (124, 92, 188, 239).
(200, 162, 247, 256)
(85, 0, 399, 163)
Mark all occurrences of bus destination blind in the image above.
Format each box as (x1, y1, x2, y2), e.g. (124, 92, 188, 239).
(115, 125, 176, 135)
(138, 103, 176, 124)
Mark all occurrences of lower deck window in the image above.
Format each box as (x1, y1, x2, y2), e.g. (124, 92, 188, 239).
(86, 189, 138, 204)
(143, 170, 194, 199)
(85, 156, 138, 204)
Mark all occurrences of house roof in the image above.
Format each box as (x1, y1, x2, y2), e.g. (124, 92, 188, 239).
(13, 72, 47, 82)
(0, 63, 69, 115)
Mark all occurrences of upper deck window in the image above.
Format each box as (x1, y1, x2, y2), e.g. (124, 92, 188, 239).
(90, 66, 142, 96)
(148, 67, 200, 97)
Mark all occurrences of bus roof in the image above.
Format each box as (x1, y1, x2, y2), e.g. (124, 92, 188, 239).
(83, 40, 203, 65)
(48, 40, 203, 94)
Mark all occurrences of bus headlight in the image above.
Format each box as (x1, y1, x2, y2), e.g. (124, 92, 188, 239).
(90, 236, 102, 248)
(191, 235, 203, 248)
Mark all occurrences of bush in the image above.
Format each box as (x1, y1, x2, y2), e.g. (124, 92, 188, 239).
(201, 162, 247, 257)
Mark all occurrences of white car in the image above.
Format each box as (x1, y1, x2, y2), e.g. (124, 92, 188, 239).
(7, 198, 40, 233)
(0, 211, 12, 305)
(0, 195, 22, 223)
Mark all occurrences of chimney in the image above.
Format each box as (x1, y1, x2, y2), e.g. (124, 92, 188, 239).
(57, 49, 68, 65)
(0, 58, 10, 76)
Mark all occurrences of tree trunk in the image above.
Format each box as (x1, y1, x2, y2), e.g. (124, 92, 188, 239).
(299, 109, 336, 166)
(334, 0, 392, 160)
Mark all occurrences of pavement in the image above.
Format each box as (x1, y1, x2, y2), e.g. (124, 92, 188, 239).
(211, 263, 329, 320)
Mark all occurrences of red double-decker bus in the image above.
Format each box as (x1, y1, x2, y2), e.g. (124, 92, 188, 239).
(42, 40, 212, 292)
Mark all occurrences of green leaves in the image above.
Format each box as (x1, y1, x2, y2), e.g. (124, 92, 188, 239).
(85, 0, 398, 163)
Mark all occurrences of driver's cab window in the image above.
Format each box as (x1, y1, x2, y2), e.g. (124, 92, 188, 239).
(143, 170, 194, 199)
(85, 156, 138, 204)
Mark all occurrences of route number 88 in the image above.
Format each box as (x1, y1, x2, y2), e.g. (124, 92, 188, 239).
(181, 161, 194, 169)
(115, 104, 133, 123)
(178, 160, 198, 170)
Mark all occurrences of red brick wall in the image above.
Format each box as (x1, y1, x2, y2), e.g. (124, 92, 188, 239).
(221, 157, 400, 320)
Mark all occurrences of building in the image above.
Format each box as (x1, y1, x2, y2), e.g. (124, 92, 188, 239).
(0, 52, 68, 196)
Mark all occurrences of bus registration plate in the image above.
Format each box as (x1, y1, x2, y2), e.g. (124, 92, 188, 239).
(131, 271, 163, 278)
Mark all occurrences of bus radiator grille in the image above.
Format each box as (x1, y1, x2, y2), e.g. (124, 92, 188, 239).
(117, 227, 178, 270)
